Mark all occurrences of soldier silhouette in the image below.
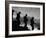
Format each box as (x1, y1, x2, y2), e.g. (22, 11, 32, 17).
(12, 10, 18, 31)
(30, 17, 34, 30)
(12, 10, 15, 31)
(16, 12, 21, 30)
(23, 14, 28, 30)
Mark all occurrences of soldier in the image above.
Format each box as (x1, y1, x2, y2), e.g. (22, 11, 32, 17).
(30, 17, 34, 30)
(12, 10, 16, 31)
(23, 14, 28, 30)
(16, 12, 21, 30)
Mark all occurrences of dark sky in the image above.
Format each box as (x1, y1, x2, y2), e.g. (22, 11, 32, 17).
(12, 7, 40, 19)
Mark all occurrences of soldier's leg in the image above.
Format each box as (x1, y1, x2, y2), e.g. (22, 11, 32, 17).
(32, 24, 34, 30)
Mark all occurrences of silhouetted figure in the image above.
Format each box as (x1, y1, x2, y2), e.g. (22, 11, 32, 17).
(12, 10, 16, 31)
(30, 17, 34, 30)
(23, 14, 28, 30)
(16, 12, 21, 30)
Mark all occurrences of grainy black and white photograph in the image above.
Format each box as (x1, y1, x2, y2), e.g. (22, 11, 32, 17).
(12, 7, 40, 31)
(5, 1, 45, 37)
(8, 3, 44, 36)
